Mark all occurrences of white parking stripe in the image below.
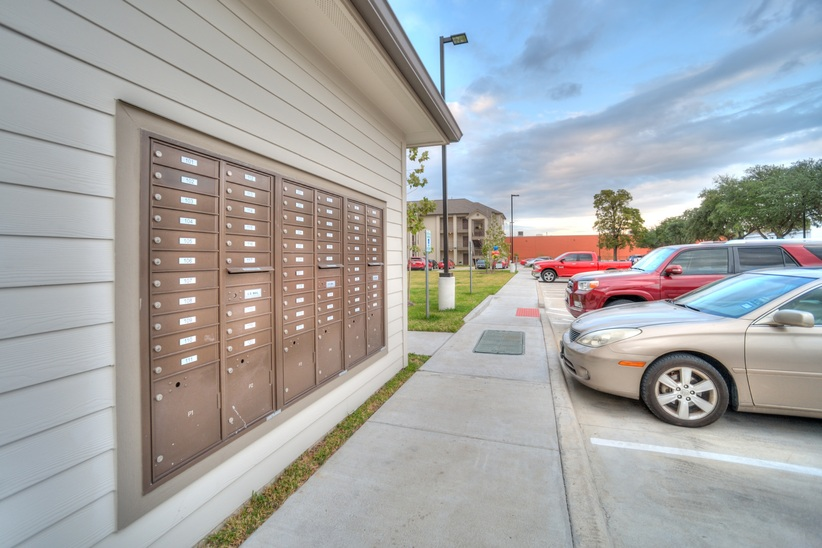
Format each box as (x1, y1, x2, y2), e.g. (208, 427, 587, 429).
(591, 438, 822, 478)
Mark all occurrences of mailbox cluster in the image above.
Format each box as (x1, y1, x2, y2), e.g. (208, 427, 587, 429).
(144, 137, 384, 484)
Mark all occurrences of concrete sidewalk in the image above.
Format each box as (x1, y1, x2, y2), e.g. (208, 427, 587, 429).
(243, 270, 602, 547)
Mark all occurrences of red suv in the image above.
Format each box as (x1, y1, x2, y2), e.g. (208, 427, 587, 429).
(565, 240, 822, 317)
(407, 257, 426, 270)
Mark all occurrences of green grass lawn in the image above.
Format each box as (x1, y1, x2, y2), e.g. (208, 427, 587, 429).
(407, 268, 515, 332)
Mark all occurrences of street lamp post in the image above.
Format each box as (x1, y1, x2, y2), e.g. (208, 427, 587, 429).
(510, 194, 519, 272)
(438, 32, 467, 310)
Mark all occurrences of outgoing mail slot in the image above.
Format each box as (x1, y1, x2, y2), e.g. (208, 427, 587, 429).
(226, 218, 270, 237)
(151, 342, 219, 379)
(225, 235, 270, 253)
(151, 288, 219, 312)
(225, 181, 270, 206)
(317, 253, 342, 267)
(282, 253, 314, 267)
(344, 315, 366, 367)
(151, 164, 219, 196)
(151, 208, 219, 233)
(347, 201, 364, 213)
(225, 251, 271, 269)
(225, 165, 272, 191)
(151, 325, 220, 358)
(282, 318, 314, 339)
(367, 307, 384, 355)
(282, 211, 314, 227)
(226, 314, 271, 339)
(151, 186, 219, 215)
(317, 286, 342, 302)
(281, 266, 312, 280)
(316, 191, 342, 209)
(283, 291, 315, 311)
(151, 307, 219, 336)
(225, 199, 269, 221)
(316, 306, 342, 326)
(283, 303, 315, 324)
(225, 297, 271, 319)
(151, 251, 219, 272)
(317, 217, 342, 232)
(151, 362, 221, 481)
(282, 197, 311, 213)
(224, 344, 274, 434)
(151, 270, 219, 294)
(151, 141, 219, 178)
(283, 278, 315, 295)
(282, 330, 316, 403)
(282, 225, 314, 241)
(225, 282, 271, 303)
(226, 328, 272, 354)
(282, 180, 314, 201)
(225, 270, 271, 287)
(317, 322, 343, 382)
(151, 229, 219, 251)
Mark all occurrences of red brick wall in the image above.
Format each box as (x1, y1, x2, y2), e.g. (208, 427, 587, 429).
(506, 235, 650, 262)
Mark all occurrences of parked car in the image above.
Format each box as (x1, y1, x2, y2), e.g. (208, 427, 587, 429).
(438, 259, 454, 269)
(428, 259, 439, 270)
(525, 256, 551, 267)
(475, 258, 487, 269)
(565, 239, 822, 317)
(493, 259, 509, 269)
(532, 252, 631, 283)
(560, 268, 822, 427)
(407, 257, 426, 270)
(627, 254, 645, 264)
(520, 258, 531, 265)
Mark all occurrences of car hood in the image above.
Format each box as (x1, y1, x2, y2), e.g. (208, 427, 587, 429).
(572, 268, 643, 281)
(572, 300, 712, 331)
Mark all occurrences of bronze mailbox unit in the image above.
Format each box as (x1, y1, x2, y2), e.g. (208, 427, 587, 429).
(143, 137, 385, 486)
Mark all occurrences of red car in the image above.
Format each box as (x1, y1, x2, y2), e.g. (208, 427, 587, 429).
(438, 259, 455, 269)
(407, 257, 426, 270)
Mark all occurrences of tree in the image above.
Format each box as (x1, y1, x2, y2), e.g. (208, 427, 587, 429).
(481, 218, 508, 269)
(592, 189, 645, 259)
(406, 147, 435, 255)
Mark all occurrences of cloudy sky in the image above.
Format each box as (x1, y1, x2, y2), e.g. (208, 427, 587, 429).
(390, 0, 822, 235)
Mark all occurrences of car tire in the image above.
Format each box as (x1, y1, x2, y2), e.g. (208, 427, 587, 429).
(604, 299, 634, 308)
(540, 269, 557, 283)
(640, 353, 729, 427)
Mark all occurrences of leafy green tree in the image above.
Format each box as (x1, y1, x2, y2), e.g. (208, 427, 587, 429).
(639, 215, 692, 247)
(481, 219, 508, 269)
(593, 189, 646, 259)
(406, 147, 435, 256)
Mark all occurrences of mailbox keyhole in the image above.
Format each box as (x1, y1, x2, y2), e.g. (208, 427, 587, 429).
(175, 382, 181, 388)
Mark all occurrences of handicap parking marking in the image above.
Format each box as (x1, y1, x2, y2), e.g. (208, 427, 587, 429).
(591, 438, 822, 478)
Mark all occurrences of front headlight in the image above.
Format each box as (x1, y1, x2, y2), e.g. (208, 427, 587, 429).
(577, 280, 599, 291)
(576, 328, 641, 347)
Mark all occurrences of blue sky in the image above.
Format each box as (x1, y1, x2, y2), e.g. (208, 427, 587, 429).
(390, 0, 822, 235)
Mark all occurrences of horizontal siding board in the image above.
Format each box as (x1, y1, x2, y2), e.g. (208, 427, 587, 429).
(0, 283, 113, 340)
(0, 79, 114, 155)
(0, 367, 115, 446)
(23, 492, 116, 548)
(0, 451, 115, 547)
(0, 184, 114, 239)
(0, 323, 114, 396)
(0, 131, 114, 197)
(0, 409, 115, 498)
(0, 236, 114, 288)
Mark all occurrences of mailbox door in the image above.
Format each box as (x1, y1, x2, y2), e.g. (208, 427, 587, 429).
(224, 345, 274, 435)
(283, 331, 316, 403)
(317, 321, 343, 382)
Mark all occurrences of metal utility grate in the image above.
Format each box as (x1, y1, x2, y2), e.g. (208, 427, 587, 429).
(473, 330, 525, 355)
(516, 307, 540, 317)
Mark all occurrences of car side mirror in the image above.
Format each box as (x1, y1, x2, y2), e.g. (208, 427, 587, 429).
(772, 309, 815, 328)
(665, 265, 683, 276)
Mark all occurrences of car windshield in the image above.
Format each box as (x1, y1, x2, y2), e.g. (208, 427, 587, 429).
(675, 272, 811, 318)
(630, 247, 676, 271)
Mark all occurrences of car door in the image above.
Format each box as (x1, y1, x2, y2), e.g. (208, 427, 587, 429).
(559, 253, 597, 277)
(744, 286, 822, 412)
(659, 248, 729, 300)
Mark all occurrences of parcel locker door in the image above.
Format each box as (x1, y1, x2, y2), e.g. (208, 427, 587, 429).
(224, 345, 274, 434)
(151, 363, 221, 481)
(367, 307, 384, 355)
(317, 321, 343, 382)
(283, 331, 316, 403)
(344, 313, 367, 367)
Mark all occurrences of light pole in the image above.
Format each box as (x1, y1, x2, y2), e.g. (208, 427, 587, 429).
(510, 194, 519, 272)
(438, 32, 467, 310)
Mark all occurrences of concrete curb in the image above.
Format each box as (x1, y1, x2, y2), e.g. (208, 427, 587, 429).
(538, 284, 613, 547)
(463, 294, 494, 322)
